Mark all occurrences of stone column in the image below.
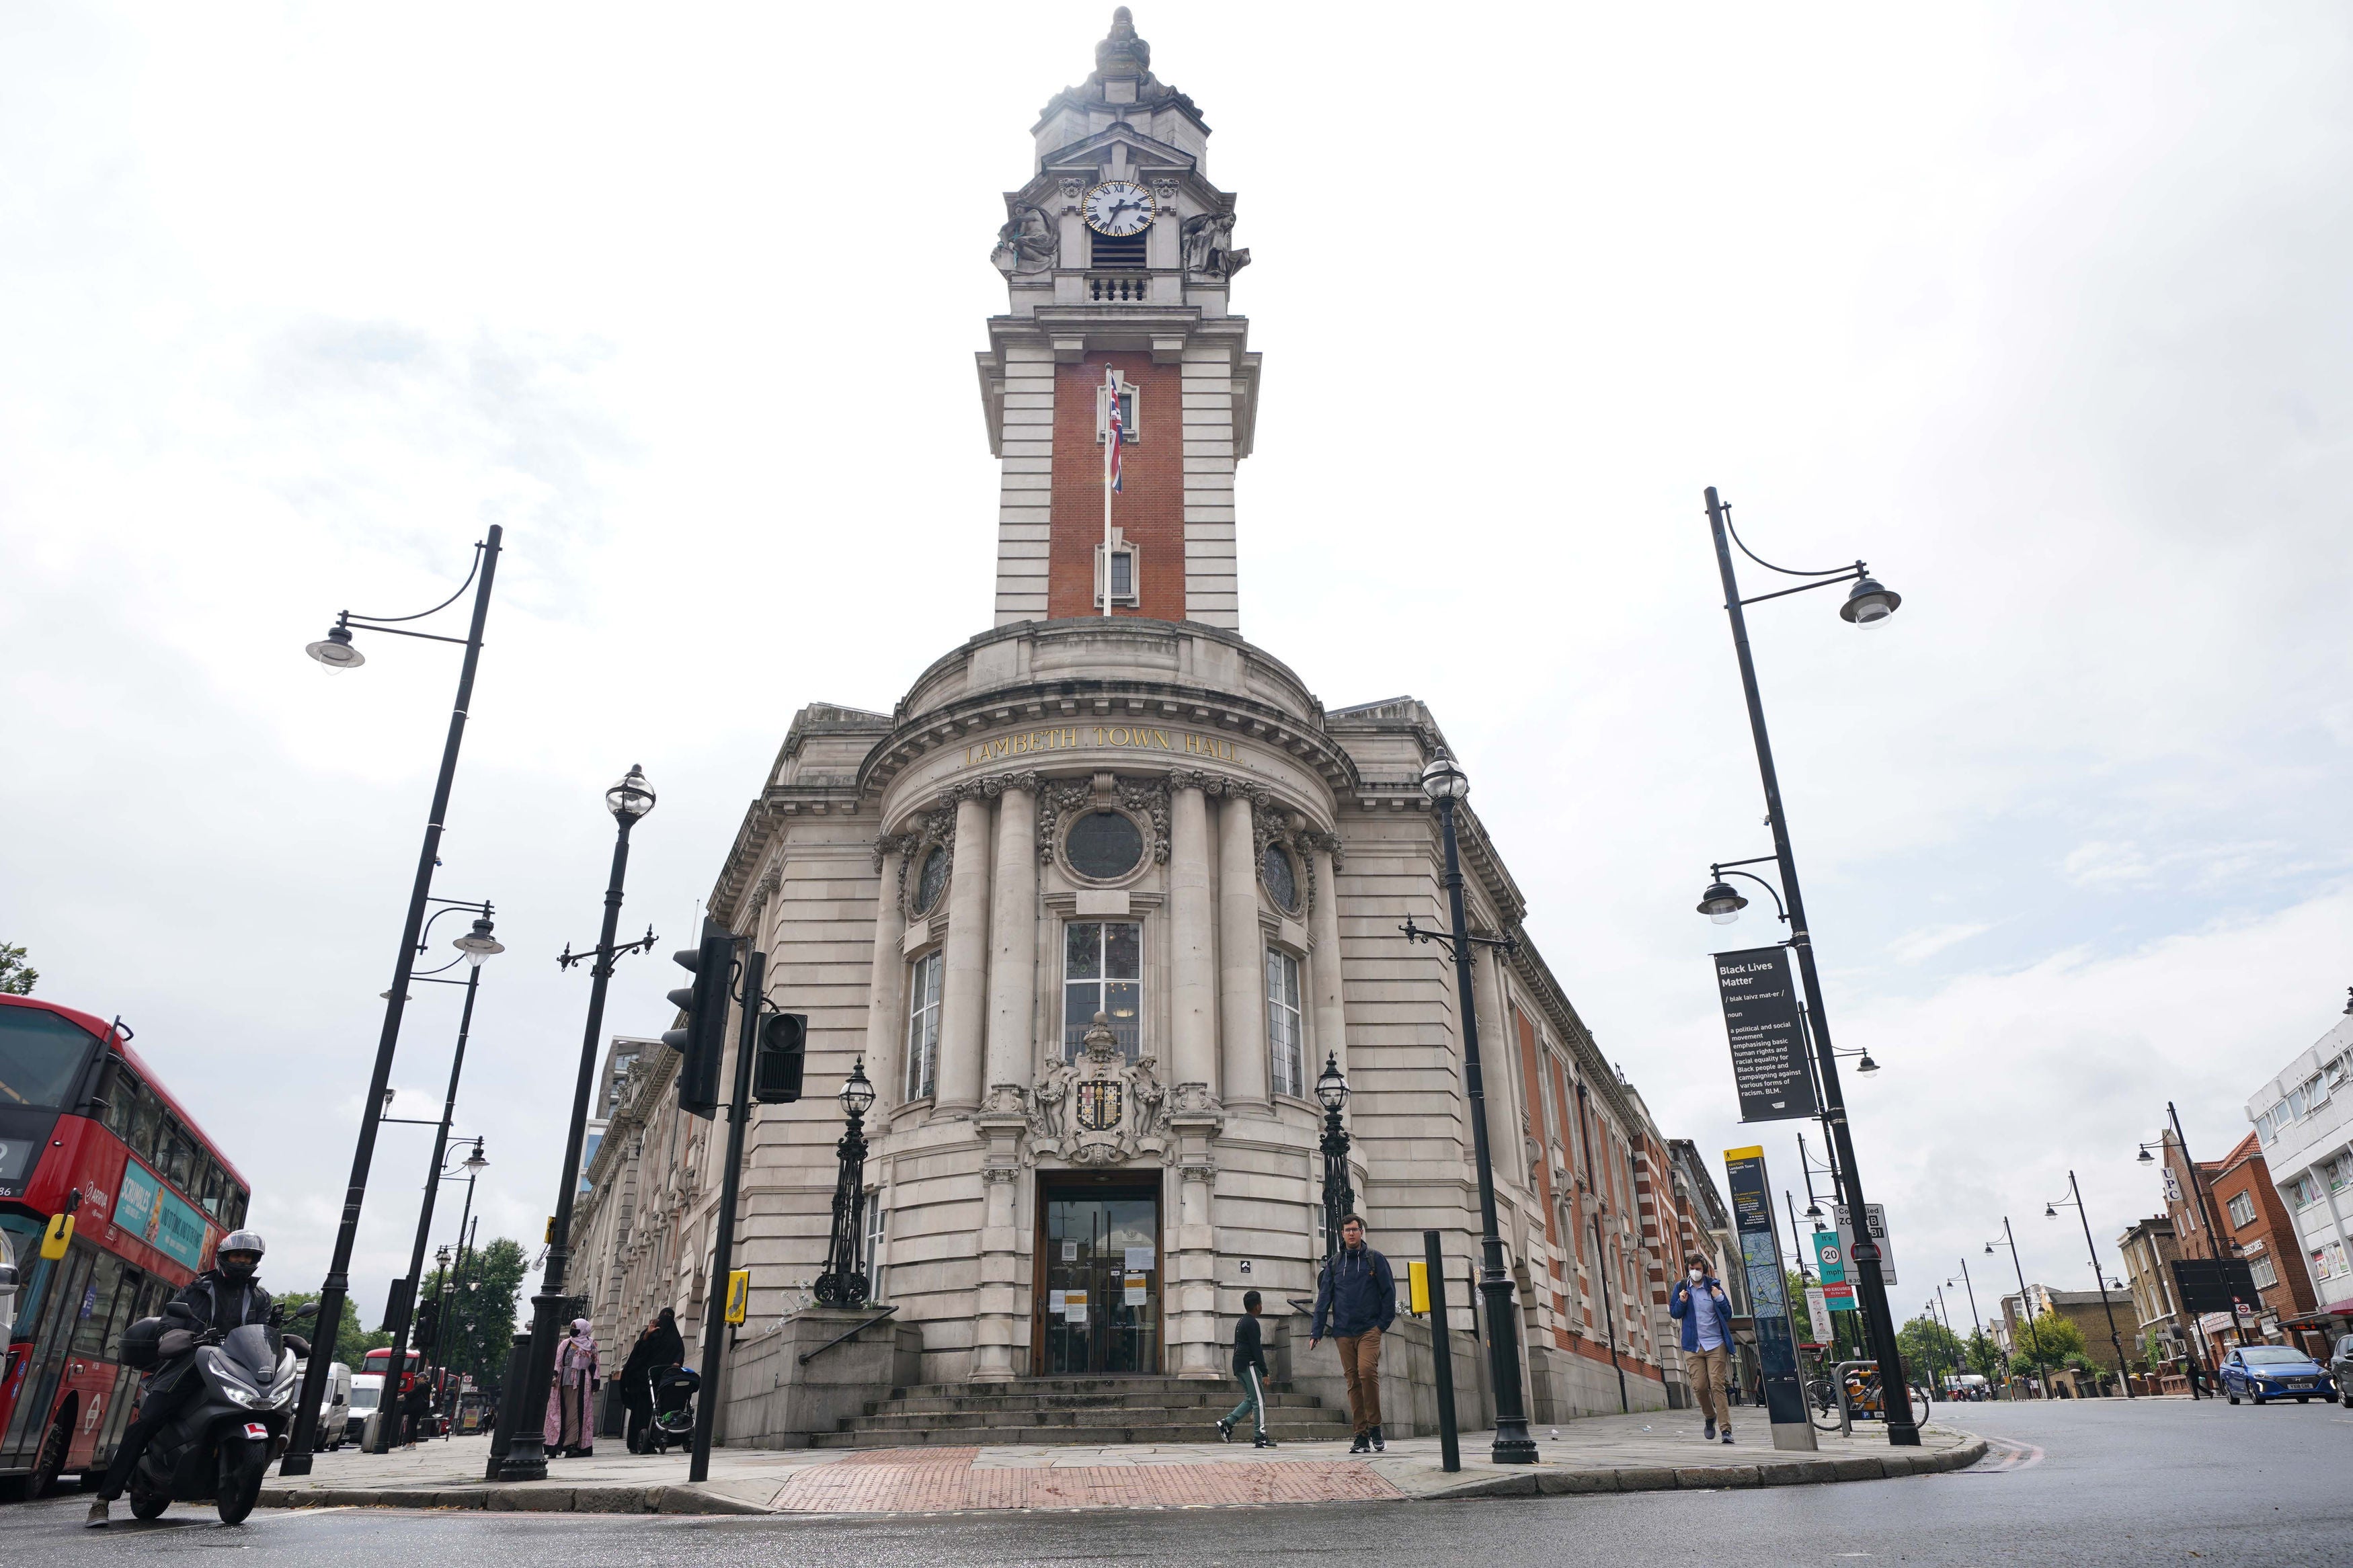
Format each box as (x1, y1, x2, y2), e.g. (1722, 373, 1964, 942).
(936, 792, 993, 1112)
(1306, 839, 1346, 1077)
(1217, 790, 1269, 1112)
(984, 779, 1039, 1092)
(866, 843, 908, 1102)
(1167, 780, 1218, 1096)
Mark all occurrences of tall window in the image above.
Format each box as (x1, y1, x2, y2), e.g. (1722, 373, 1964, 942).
(2227, 1191, 2256, 1228)
(2249, 1255, 2278, 1290)
(905, 950, 943, 1100)
(863, 1194, 888, 1302)
(1265, 949, 1304, 1098)
(1064, 921, 1141, 1059)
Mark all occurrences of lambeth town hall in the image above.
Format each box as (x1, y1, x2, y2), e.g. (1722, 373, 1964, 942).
(571, 9, 1739, 1445)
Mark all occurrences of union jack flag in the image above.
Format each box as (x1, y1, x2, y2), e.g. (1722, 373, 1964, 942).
(1105, 369, 1125, 493)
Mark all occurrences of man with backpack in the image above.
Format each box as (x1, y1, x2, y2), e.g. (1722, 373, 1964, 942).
(1310, 1215, 1396, 1454)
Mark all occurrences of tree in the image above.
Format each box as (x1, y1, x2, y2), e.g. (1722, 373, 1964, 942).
(276, 1291, 391, 1368)
(417, 1238, 528, 1393)
(0, 942, 36, 995)
(2007, 1309, 2087, 1374)
(1965, 1329, 2004, 1379)
(1899, 1315, 1964, 1385)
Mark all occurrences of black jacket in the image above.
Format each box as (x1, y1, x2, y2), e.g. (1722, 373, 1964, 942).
(621, 1321, 686, 1394)
(1230, 1313, 1267, 1378)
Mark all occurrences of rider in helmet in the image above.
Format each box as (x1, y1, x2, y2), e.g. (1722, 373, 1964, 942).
(89, 1231, 277, 1526)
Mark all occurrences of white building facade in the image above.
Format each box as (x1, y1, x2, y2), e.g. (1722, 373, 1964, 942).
(573, 9, 1703, 1435)
(2247, 1012, 2353, 1321)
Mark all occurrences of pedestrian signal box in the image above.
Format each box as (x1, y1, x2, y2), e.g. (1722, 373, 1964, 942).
(1407, 1260, 1430, 1315)
(725, 1269, 750, 1326)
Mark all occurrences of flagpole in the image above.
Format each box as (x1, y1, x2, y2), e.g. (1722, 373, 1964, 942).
(1103, 370, 1115, 618)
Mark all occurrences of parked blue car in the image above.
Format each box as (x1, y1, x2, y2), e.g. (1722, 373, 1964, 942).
(2220, 1344, 2337, 1405)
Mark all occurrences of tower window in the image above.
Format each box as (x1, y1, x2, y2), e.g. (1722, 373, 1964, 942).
(1266, 948, 1304, 1099)
(905, 950, 943, 1101)
(1096, 543, 1140, 608)
(1064, 919, 1142, 1060)
(1090, 229, 1147, 270)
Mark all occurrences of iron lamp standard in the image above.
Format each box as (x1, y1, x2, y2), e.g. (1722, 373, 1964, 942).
(368, 905, 502, 1452)
(501, 766, 659, 1482)
(2137, 1100, 2231, 1388)
(2047, 1170, 2135, 1396)
(1948, 1261, 1989, 1378)
(1698, 486, 1915, 1444)
(430, 1141, 488, 1432)
(1399, 750, 1537, 1465)
(813, 1062, 878, 1307)
(1316, 1053, 1355, 1260)
(282, 531, 503, 1478)
(1988, 1219, 2047, 1391)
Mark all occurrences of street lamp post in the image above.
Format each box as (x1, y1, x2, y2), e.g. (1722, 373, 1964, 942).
(1316, 1053, 1354, 1260)
(432, 1142, 487, 1432)
(500, 766, 658, 1482)
(1949, 1261, 1987, 1377)
(1400, 751, 1537, 1465)
(1989, 1219, 2046, 1392)
(2139, 1100, 2229, 1388)
(368, 907, 502, 1452)
(813, 1062, 877, 1308)
(282, 528, 502, 1479)
(2048, 1170, 2135, 1397)
(1698, 485, 1916, 1445)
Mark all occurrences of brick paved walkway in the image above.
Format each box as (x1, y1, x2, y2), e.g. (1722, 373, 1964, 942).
(770, 1446, 1399, 1512)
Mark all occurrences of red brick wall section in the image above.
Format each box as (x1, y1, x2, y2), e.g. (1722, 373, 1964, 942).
(1049, 352, 1187, 622)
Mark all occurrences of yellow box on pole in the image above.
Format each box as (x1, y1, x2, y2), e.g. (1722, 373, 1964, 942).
(40, 1212, 74, 1260)
(725, 1269, 750, 1325)
(1407, 1259, 1430, 1315)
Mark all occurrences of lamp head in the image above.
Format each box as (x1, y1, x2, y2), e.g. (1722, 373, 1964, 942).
(840, 1059, 877, 1118)
(1315, 1052, 1349, 1114)
(1856, 1051, 1880, 1077)
(2137, 1147, 2154, 1165)
(1419, 751, 1470, 804)
(1985, 1243, 1995, 1255)
(305, 622, 365, 669)
(1697, 880, 1748, 924)
(453, 915, 504, 966)
(606, 764, 656, 821)
(2044, 1204, 2059, 1219)
(436, 1245, 450, 1267)
(463, 1139, 487, 1171)
(1804, 1199, 1823, 1220)
(1840, 574, 1901, 627)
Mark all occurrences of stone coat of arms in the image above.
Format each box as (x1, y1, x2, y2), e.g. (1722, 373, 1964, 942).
(1030, 1012, 1166, 1167)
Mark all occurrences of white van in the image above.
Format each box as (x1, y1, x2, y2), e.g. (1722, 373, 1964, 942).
(311, 1361, 353, 1448)
(347, 1372, 384, 1448)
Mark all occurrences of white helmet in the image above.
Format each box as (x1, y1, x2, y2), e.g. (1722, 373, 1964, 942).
(217, 1231, 265, 1281)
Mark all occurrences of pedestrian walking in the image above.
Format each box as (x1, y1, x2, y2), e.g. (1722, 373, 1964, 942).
(400, 1374, 433, 1448)
(1309, 1214, 1396, 1454)
(1215, 1290, 1275, 1447)
(619, 1309, 685, 1453)
(1669, 1253, 1737, 1445)
(543, 1319, 600, 1457)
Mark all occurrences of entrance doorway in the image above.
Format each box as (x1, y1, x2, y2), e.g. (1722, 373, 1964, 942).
(1034, 1175, 1161, 1376)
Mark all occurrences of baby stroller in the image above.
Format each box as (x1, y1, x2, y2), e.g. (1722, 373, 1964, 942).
(643, 1365, 699, 1454)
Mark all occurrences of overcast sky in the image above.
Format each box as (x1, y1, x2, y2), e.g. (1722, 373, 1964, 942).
(5, 1, 2349, 1335)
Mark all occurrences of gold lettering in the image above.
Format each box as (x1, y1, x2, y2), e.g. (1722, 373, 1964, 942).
(1151, 729, 1170, 749)
(1094, 727, 1109, 746)
(991, 737, 1011, 758)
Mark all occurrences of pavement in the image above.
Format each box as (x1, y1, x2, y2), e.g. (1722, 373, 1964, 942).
(8, 1397, 2346, 1567)
(235, 1411, 1983, 1515)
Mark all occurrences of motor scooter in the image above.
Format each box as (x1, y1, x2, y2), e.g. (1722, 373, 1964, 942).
(120, 1303, 314, 1524)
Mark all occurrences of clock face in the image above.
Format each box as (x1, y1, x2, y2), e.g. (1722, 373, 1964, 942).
(1083, 180, 1156, 238)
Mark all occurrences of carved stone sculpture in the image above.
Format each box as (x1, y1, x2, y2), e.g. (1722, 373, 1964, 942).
(992, 203, 1057, 276)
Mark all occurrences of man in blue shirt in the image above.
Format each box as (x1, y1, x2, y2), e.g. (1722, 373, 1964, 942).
(1310, 1215, 1397, 1453)
(1669, 1253, 1737, 1444)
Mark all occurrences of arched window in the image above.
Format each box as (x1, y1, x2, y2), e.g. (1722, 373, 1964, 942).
(1265, 949, 1304, 1098)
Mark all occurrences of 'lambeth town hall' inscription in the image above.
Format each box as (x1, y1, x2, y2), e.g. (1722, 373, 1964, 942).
(962, 727, 1243, 767)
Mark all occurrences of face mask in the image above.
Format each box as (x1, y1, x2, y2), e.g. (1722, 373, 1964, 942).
(1687, 1269, 1703, 1282)
(219, 1256, 257, 1283)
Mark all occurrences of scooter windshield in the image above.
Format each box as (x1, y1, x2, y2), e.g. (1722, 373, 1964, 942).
(221, 1323, 278, 1385)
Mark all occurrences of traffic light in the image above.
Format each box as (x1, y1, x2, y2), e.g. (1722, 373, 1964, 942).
(413, 1298, 440, 1352)
(665, 919, 735, 1120)
(754, 1012, 807, 1104)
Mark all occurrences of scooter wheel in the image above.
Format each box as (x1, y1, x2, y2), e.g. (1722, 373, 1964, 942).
(216, 1438, 270, 1526)
(130, 1489, 172, 1520)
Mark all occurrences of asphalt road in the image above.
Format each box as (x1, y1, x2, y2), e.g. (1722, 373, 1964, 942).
(9, 1398, 2346, 1566)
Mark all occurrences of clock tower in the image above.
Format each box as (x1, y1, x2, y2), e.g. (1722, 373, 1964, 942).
(980, 7, 1260, 631)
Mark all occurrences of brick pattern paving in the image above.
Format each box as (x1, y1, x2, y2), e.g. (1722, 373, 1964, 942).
(769, 1446, 1401, 1513)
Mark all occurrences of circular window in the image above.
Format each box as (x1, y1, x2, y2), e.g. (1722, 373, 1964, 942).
(913, 846, 949, 915)
(1065, 811, 1144, 881)
(1261, 843, 1299, 913)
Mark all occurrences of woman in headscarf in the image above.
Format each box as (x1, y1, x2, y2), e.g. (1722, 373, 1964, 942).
(543, 1319, 600, 1456)
(619, 1309, 688, 1452)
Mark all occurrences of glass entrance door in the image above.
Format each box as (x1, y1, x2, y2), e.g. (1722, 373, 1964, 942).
(1036, 1181, 1160, 1376)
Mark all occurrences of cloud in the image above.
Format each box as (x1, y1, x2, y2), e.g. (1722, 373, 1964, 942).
(1886, 923, 1996, 964)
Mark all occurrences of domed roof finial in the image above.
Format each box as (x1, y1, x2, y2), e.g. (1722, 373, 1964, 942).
(1096, 6, 1152, 79)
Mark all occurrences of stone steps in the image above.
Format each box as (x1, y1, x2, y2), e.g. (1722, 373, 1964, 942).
(823, 1374, 1355, 1450)
(873, 1391, 1324, 1415)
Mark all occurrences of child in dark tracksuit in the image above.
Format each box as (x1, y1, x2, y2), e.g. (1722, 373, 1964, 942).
(1216, 1290, 1275, 1447)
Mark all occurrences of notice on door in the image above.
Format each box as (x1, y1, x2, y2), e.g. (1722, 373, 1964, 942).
(1062, 1240, 1078, 1262)
(1124, 1245, 1155, 1272)
(1123, 1274, 1148, 1307)
(1048, 1290, 1068, 1315)
(1712, 947, 1819, 1123)
(1064, 1291, 1088, 1325)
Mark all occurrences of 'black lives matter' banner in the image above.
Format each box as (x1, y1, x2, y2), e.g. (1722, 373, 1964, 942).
(1712, 946, 1819, 1123)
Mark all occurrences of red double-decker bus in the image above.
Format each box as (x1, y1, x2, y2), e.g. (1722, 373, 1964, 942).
(0, 995, 247, 1495)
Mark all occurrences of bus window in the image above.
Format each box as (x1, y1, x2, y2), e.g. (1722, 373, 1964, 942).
(101, 1269, 147, 1358)
(95, 1059, 140, 1141)
(198, 1159, 225, 1219)
(128, 1081, 162, 1165)
(226, 1187, 249, 1229)
(163, 1121, 194, 1190)
(0, 1004, 101, 1110)
(71, 1253, 127, 1357)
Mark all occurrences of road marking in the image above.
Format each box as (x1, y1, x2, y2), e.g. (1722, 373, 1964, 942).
(1961, 1436, 2044, 1474)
